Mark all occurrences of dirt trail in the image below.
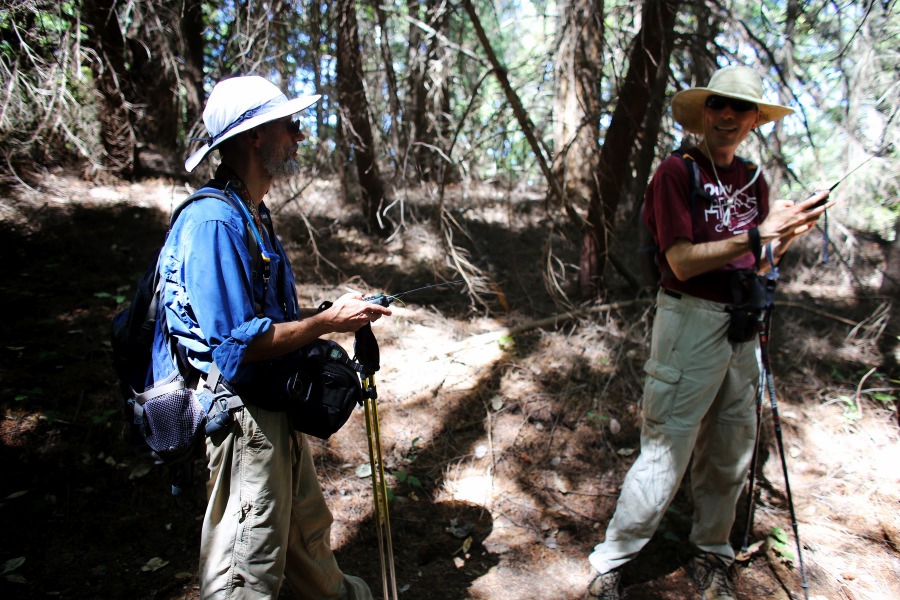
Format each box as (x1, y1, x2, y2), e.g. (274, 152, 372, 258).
(0, 175, 897, 599)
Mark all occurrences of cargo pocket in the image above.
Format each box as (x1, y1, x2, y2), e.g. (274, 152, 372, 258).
(641, 358, 682, 426)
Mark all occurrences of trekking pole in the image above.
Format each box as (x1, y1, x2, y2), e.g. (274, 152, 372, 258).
(740, 362, 766, 555)
(362, 373, 399, 600)
(756, 278, 810, 600)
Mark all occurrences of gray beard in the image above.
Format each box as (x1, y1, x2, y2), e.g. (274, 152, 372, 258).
(261, 141, 300, 179)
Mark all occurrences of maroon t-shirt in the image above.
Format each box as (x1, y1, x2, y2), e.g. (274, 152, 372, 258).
(643, 148, 770, 303)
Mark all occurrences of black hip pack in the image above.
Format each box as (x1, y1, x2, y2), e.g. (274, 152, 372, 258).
(725, 269, 766, 343)
(235, 323, 379, 440)
(284, 339, 365, 439)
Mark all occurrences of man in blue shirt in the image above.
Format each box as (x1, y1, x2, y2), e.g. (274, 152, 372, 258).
(155, 75, 390, 599)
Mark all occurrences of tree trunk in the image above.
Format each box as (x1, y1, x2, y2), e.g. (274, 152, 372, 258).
(552, 0, 604, 229)
(879, 217, 900, 379)
(180, 0, 206, 140)
(336, 0, 389, 235)
(82, 0, 136, 177)
(405, 0, 425, 177)
(578, 0, 679, 299)
(408, 0, 452, 182)
(129, 2, 206, 175)
(372, 0, 405, 174)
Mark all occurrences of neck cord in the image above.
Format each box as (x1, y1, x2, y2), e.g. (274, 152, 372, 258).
(216, 164, 266, 234)
(702, 137, 761, 225)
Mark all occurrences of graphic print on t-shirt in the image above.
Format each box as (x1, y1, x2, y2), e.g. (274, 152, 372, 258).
(701, 180, 758, 234)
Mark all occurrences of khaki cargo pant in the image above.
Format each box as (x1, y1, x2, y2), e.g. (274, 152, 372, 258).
(200, 403, 373, 600)
(589, 288, 759, 574)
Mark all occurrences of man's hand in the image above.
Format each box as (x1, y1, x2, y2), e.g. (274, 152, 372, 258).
(244, 293, 391, 363)
(758, 190, 831, 244)
(320, 293, 392, 334)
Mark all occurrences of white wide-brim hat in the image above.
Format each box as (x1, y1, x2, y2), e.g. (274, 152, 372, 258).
(185, 75, 320, 172)
(671, 65, 794, 135)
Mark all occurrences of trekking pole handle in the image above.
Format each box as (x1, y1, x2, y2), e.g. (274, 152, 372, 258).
(363, 294, 394, 307)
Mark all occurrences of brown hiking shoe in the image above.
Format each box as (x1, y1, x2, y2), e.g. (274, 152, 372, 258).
(584, 568, 622, 600)
(689, 553, 736, 599)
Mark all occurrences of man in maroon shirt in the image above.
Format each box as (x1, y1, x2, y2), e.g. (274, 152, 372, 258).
(585, 66, 829, 600)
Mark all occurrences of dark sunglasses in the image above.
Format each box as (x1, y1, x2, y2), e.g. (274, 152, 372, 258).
(271, 117, 304, 136)
(704, 95, 758, 113)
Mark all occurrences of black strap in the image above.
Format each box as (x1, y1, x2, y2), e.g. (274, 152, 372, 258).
(354, 322, 380, 374)
(748, 226, 762, 268)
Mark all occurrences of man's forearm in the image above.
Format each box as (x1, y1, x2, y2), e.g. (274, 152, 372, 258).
(665, 234, 755, 281)
(243, 317, 332, 363)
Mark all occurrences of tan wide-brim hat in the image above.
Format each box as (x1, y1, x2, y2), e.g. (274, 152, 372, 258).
(185, 76, 320, 172)
(671, 65, 794, 135)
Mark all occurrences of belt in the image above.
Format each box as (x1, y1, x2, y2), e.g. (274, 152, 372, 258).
(663, 288, 682, 300)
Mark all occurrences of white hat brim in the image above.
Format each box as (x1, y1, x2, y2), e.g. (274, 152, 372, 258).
(184, 94, 321, 172)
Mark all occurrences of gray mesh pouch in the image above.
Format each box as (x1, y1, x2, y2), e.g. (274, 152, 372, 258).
(135, 375, 205, 463)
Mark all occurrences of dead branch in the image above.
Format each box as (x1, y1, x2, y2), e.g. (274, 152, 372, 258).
(777, 300, 861, 327)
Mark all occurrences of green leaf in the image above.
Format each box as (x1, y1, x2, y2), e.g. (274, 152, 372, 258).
(1, 557, 25, 575)
(586, 411, 609, 422)
(90, 409, 119, 425)
(769, 526, 788, 544)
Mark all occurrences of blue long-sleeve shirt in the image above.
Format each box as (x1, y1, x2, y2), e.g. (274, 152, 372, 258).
(150, 184, 300, 393)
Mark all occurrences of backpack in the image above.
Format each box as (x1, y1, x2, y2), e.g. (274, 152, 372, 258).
(110, 189, 258, 465)
(637, 149, 759, 288)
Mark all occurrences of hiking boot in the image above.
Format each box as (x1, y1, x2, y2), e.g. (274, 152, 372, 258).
(584, 568, 622, 600)
(689, 553, 736, 599)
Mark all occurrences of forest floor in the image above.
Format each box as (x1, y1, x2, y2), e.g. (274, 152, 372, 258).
(0, 171, 898, 600)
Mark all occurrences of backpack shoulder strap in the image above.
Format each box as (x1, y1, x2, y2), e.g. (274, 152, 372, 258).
(169, 188, 270, 316)
(675, 149, 704, 217)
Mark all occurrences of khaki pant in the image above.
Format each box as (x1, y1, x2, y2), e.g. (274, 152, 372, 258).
(200, 403, 373, 600)
(589, 289, 759, 574)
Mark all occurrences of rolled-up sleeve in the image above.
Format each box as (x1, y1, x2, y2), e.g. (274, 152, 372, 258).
(211, 318, 271, 381)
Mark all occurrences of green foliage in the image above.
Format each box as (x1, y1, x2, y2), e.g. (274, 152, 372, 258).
(586, 411, 609, 426)
(14, 388, 44, 402)
(393, 470, 423, 488)
(2, 556, 26, 584)
(871, 391, 896, 405)
(90, 408, 119, 426)
(768, 526, 795, 563)
(0, 0, 101, 168)
(2, 0, 896, 252)
(385, 437, 427, 501)
(94, 291, 127, 304)
(835, 395, 862, 421)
